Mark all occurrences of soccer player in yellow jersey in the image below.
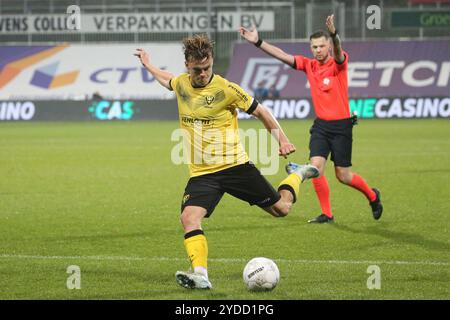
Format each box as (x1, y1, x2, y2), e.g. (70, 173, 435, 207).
(134, 34, 319, 290)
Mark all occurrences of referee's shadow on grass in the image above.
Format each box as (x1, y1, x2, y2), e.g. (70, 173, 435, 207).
(330, 223, 450, 254)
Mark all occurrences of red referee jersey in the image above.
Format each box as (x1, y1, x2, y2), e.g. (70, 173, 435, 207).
(294, 51, 350, 121)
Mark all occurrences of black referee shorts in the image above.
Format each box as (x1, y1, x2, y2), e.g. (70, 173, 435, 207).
(181, 162, 281, 217)
(309, 118, 353, 167)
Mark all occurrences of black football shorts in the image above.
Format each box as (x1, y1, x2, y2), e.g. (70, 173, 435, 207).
(309, 117, 353, 167)
(181, 162, 281, 217)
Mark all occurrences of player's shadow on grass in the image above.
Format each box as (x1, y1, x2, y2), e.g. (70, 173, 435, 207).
(63, 269, 230, 300)
(78, 281, 229, 299)
(331, 223, 450, 254)
(79, 288, 228, 300)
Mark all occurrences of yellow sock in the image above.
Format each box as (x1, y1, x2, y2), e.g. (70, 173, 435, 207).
(184, 231, 208, 272)
(278, 173, 301, 203)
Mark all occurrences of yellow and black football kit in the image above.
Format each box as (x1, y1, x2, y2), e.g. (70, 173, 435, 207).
(169, 74, 281, 216)
(171, 74, 305, 277)
(170, 73, 257, 177)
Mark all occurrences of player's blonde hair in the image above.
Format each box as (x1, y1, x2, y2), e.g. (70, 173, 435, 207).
(182, 34, 214, 62)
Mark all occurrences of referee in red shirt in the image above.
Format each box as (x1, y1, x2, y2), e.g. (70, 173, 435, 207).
(240, 15, 383, 223)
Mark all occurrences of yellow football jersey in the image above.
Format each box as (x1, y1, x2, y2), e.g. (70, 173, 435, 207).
(170, 74, 257, 177)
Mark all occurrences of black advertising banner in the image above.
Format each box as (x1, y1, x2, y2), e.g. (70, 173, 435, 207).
(0, 98, 449, 122)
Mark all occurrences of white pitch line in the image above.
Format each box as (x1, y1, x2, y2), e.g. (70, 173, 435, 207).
(0, 254, 449, 267)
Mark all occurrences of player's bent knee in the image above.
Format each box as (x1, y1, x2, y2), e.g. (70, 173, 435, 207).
(271, 202, 290, 217)
(277, 209, 289, 217)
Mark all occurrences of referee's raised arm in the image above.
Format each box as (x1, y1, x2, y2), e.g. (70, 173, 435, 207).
(325, 15, 345, 64)
(239, 26, 295, 68)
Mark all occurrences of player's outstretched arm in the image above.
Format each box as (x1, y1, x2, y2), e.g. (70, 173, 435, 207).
(239, 27, 295, 68)
(251, 103, 295, 158)
(134, 48, 174, 90)
(325, 15, 345, 64)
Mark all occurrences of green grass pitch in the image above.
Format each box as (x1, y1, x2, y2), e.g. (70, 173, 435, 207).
(0, 119, 449, 299)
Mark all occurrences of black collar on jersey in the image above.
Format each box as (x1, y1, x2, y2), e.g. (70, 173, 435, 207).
(191, 73, 215, 88)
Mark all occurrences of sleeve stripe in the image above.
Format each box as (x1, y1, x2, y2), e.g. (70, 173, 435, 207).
(168, 78, 173, 91)
(246, 98, 259, 114)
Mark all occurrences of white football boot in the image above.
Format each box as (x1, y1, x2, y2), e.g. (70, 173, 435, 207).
(285, 162, 320, 182)
(175, 271, 212, 289)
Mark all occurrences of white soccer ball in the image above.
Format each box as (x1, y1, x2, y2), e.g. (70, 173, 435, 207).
(243, 257, 280, 291)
